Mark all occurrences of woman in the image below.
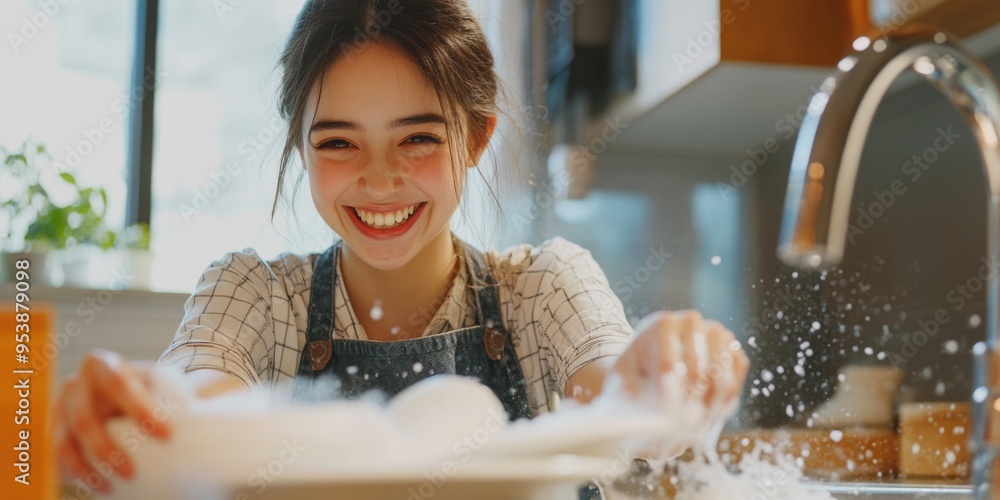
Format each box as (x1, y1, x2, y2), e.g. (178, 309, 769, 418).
(54, 0, 749, 492)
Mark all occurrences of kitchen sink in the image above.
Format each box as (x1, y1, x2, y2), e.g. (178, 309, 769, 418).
(809, 480, 974, 499)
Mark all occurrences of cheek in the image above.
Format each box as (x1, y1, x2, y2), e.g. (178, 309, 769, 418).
(308, 157, 357, 198)
(400, 152, 460, 197)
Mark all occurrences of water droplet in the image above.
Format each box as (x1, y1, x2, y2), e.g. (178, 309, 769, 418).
(810, 321, 821, 332)
(912, 443, 921, 454)
(786, 405, 795, 417)
(761, 369, 774, 383)
(830, 430, 843, 442)
(794, 365, 806, 377)
(346, 365, 359, 375)
(935, 382, 946, 395)
(944, 340, 959, 354)
(370, 300, 383, 321)
(969, 314, 982, 327)
(864, 347, 874, 355)
(391, 326, 401, 335)
(791, 271, 799, 278)
(413, 362, 423, 374)
(711, 255, 722, 266)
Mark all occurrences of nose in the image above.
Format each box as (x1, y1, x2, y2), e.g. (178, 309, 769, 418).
(358, 159, 405, 201)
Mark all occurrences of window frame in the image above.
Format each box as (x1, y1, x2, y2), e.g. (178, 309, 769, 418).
(125, 0, 158, 229)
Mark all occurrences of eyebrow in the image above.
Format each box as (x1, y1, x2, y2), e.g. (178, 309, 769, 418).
(308, 113, 448, 135)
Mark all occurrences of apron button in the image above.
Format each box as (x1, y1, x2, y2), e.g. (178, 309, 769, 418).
(308, 340, 333, 371)
(484, 328, 506, 361)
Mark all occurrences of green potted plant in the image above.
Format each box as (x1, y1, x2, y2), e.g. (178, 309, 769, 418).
(1, 139, 118, 286)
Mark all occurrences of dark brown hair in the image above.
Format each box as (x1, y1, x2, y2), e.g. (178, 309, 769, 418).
(273, 0, 503, 225)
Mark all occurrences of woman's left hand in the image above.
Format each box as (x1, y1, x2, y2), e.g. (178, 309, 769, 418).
(613, 310, 749, 407)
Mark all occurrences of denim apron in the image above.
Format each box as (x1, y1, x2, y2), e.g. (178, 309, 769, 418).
(293, 241, 602, 499)
(294, 240, 532, 419)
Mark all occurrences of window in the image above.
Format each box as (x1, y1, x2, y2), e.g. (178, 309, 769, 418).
(0, 0, 135, 239)
(3, 0, 527, 291)
(151, 0, 330, 291)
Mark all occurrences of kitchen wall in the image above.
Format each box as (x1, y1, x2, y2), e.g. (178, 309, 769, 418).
(0, 283, 188, 384)
(531, 48, 1000, 428)
(748, 48, 1000, 426)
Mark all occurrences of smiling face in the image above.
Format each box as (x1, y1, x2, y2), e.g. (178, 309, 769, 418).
(301, 44, 490, 270)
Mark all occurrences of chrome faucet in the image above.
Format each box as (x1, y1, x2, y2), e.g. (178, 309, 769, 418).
(777, 24, 1000, 498)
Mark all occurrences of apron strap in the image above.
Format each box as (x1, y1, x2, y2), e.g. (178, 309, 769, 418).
(298, 242, 340, 375)
(460, 241, 511, 362)
(299, 239, 512, 373)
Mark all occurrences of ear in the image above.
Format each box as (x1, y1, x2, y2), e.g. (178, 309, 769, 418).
(467, 115, 497, 167)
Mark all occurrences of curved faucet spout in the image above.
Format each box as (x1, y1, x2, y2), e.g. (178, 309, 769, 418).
(777, 24, 1000, 498)
(778, 25, 1000, 268)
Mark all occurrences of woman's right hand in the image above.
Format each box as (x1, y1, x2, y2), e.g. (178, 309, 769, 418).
(54, 350, 171, 493)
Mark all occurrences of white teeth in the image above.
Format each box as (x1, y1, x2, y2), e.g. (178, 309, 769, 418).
(354, 204, 420, 229)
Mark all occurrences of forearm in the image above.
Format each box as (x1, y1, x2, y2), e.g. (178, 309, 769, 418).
(184, 369, 252, 399)
(565, 357, 617, 404)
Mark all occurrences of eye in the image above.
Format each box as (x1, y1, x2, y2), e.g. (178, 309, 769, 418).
(318, 139, 353, 149)
(404, 135, 443, 146)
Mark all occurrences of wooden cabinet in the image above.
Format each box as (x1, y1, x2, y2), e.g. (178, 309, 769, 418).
(590, 0, 1000, 157)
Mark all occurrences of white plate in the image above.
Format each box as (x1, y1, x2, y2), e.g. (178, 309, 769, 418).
(479, 411, 671, 458)
(105, 455, 613, 500)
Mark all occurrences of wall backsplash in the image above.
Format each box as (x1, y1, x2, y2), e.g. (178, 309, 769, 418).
(526, 50, 1000, 428)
